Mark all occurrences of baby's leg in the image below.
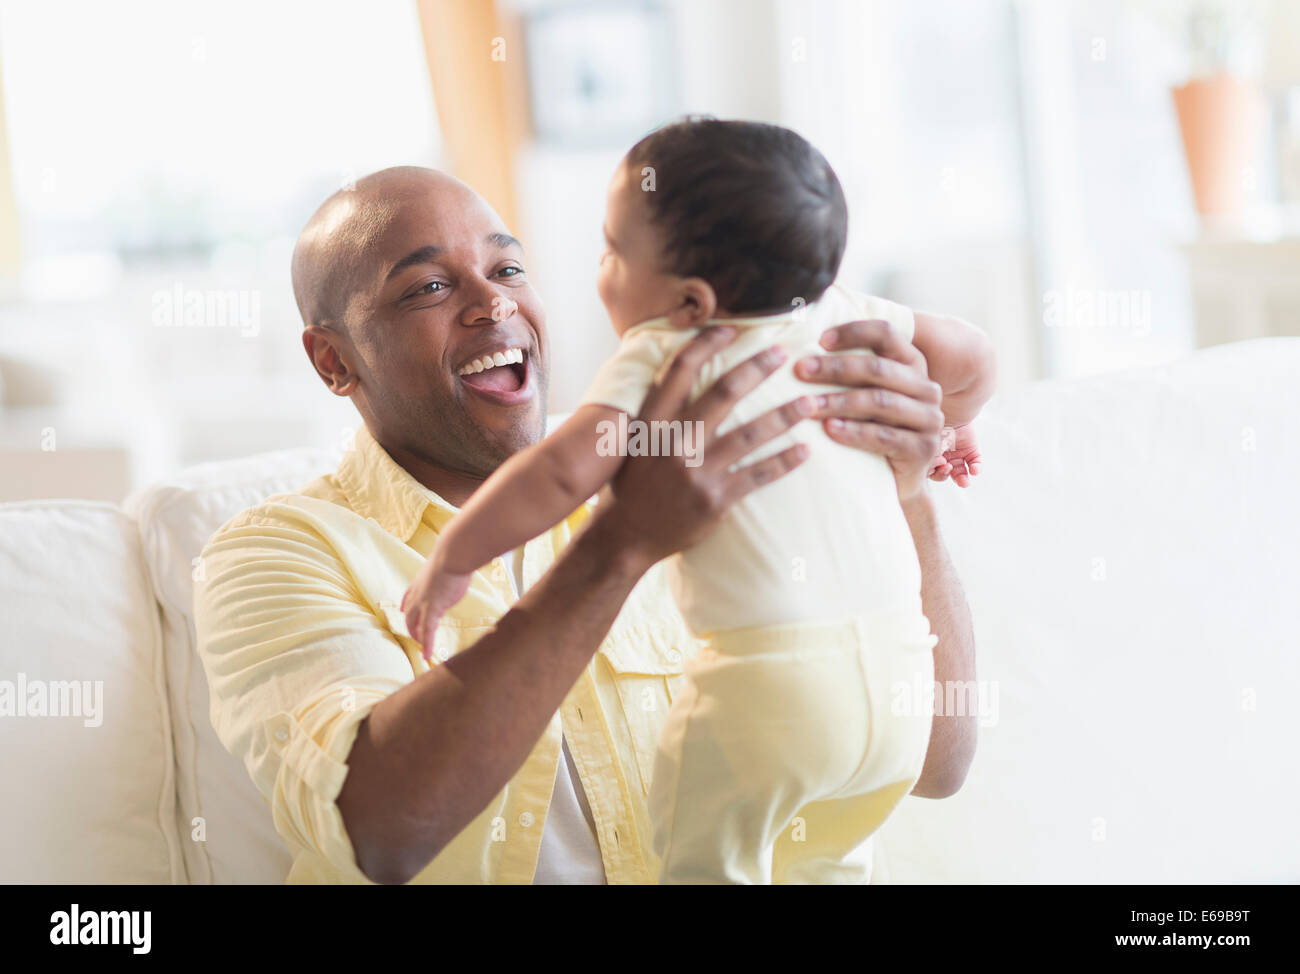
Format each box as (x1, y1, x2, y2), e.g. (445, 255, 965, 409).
(770, 782, 913, 884)
(772, 614, 937, 884)
(648, 625, 876, 885)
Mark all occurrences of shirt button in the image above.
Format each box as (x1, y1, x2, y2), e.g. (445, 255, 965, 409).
(519, 811, 534, 828)
(666, 649, 682, 664)
(274, 726, 289, 743)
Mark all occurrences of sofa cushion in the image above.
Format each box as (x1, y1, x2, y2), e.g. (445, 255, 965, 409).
(0, 501, 184, 883)
(126, 446, 342, 884)
(872, 337, 1300, 882)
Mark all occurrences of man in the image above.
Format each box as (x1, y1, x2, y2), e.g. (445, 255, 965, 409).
(194, 166, 980, 885)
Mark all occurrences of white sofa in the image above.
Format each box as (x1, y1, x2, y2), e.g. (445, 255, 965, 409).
(3, 338, 1297, 884)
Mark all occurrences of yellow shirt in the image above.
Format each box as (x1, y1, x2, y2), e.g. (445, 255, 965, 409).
(193, 424, 699, 884)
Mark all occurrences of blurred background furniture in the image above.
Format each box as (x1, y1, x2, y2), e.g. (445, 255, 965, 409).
(3, 338, 1296, 883)
(3, 0, 1300, 508)
(0, 354, 133, 501)
(1179, 234, 1300, 347)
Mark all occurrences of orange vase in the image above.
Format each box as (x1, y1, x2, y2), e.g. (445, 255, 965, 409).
(1171, 73, 1262, 223)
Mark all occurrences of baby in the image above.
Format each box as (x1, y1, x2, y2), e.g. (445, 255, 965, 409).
(403, 118, 993, 884)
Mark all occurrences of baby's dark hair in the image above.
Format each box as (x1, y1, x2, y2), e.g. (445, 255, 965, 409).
(624, 117, 847, 313)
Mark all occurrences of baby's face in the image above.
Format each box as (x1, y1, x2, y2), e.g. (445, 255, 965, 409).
(597, 162, 683, 335)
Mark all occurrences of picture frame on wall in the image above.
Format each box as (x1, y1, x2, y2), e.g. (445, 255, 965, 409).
(523, 0, 677, 146)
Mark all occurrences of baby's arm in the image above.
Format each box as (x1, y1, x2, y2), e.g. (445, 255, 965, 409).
(911, 311, 996, 486)
(437, 404, 626, 573)
(402, 404, 626, 649)
(911, 310, 996, 427)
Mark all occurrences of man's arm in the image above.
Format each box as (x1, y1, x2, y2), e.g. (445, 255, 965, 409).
(339, 329, 815, 884)
(795, 318, 979, 798)
(900, 491, 977, 798)
(341, 505, 657, 885)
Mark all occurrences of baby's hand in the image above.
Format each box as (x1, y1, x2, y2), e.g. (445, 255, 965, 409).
(928, 423, 983, 488)
(401, 557, 473, 661)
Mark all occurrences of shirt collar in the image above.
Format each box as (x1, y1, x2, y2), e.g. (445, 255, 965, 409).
(703, 310, 799, 327)
(334, 424, 459, 542)
(624, 309, 798, 340)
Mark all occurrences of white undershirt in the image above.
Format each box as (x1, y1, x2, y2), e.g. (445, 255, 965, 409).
(498, 547, 608, 885)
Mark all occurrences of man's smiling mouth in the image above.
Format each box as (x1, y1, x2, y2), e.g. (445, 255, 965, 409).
(456, 344, 532, 402)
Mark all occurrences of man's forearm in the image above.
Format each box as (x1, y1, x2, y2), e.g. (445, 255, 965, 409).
(339, 506, 654, 884)
(902, 490, 977, 798)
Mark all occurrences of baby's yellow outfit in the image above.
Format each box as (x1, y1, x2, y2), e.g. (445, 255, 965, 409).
(577, 284, 937, 884)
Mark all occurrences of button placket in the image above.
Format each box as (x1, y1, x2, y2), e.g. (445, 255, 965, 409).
(432, 626, 455, 662)
(495, 710, 561, 881)
(564, 670, 649, 883)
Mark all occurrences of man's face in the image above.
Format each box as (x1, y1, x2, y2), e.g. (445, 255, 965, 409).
(345, 179, 549, 478)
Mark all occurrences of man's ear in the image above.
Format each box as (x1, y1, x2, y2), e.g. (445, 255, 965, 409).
(669, 278, 718, 329)
(302, 325, 359, 396)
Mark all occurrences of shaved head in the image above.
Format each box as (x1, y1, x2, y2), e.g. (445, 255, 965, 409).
(293, 165, 550, 505)
(293, 167, 461, 333)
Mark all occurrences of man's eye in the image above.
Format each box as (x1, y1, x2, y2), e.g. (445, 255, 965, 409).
(498, 265, 524, 278)
(418, 281, 445, 294)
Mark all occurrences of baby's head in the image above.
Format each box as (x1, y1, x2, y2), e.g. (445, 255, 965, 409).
(597, 117, 847, 335)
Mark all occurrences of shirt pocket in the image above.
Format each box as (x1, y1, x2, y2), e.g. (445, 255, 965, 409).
(377, 601, 495, 669)
(598, 633, 689, 796)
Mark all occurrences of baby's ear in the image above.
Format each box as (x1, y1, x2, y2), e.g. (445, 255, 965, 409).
(672, 277, 718, 329)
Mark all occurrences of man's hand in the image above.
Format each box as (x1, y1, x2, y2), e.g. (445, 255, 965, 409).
(928, 423, 982, 487)
(596, 325, 815, 569)
(793, 318, 945, 503)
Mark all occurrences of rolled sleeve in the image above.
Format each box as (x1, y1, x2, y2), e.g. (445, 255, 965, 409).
(262, 698, 372, 878)
(194, 506, 415, 883)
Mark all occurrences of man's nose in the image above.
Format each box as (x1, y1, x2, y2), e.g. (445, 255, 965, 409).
(459, 278, 518, 326)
